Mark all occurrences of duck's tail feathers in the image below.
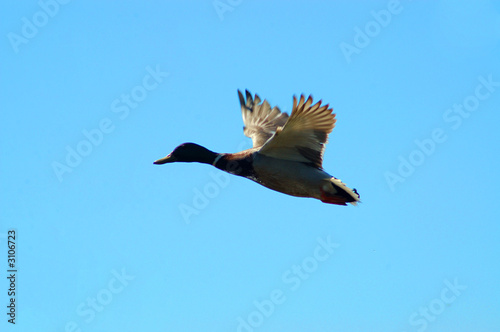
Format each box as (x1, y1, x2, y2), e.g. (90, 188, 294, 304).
(320, 177, 360, 206)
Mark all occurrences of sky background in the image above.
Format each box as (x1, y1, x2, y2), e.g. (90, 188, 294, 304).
(2, 1, 500, 331)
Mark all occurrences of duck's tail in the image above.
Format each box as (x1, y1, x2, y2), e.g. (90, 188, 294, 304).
(320, 177, 360, 206)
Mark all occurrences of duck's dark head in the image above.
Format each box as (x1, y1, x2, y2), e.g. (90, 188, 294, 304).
(154, 143, 217, 165)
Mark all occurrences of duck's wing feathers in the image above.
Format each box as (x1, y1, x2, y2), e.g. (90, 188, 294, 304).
(239, 90, 289, 148)
(258, 94, 336, 169)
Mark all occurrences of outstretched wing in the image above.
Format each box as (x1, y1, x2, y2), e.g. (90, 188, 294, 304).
(239, 90, 289, 148)
(258, 94, 336, 169)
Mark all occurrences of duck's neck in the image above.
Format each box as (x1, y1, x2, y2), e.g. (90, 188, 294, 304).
(212, 151, 255, 179)
(191, 145, 255, 178)
(193, 148, 221, 165)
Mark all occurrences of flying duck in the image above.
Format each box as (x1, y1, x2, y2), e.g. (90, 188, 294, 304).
(154, 90, 360, 205)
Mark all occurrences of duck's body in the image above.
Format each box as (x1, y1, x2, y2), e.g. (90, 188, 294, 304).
(253, 155, 357, 204)
(154, 90, 360, 205)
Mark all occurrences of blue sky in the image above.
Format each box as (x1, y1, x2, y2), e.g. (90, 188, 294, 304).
(1, 1, 500, 331)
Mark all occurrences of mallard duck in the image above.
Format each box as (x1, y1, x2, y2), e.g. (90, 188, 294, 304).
(154, 90, 360, 205)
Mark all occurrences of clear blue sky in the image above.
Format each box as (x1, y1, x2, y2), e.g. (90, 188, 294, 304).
(2, 1, 500, 331)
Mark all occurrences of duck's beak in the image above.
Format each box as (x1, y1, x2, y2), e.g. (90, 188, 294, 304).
(153, 154, 176, 165)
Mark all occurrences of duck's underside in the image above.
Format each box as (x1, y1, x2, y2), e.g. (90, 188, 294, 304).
(250, 154, 360, 205)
